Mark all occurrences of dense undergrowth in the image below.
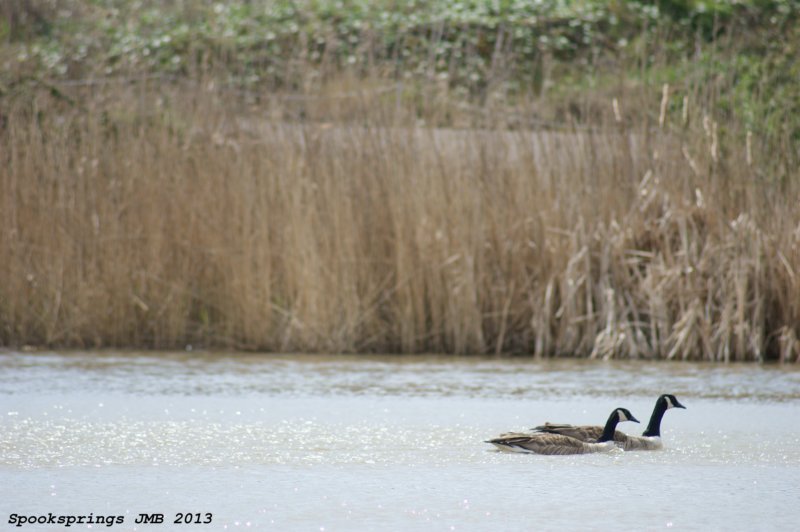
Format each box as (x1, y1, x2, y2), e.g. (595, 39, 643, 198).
(1, 1, 799, 361)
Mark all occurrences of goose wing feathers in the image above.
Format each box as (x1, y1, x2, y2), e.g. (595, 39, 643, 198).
(485, 432, 613, 455)
(533, 423, 630, 445)
(533, 423, 604, 442)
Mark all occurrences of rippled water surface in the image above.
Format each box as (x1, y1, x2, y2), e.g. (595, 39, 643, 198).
(1, 351, 799, 530)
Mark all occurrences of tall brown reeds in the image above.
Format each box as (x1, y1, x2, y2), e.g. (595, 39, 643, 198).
(1, 78, 798, 361)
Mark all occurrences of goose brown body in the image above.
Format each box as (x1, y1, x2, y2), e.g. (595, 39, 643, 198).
(486, 432, 617, 455)
(486, 407, 639, 455)
(531, 424, 659, 450)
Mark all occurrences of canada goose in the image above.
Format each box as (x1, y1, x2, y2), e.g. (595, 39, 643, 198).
(532, 394, 686, 451)
(486, 407, 639, 455)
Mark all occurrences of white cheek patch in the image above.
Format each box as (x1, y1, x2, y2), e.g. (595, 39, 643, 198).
(665, 396, 675, 409)
(617, 410, 628, 422)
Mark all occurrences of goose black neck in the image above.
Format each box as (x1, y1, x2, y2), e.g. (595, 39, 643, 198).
(642, 399, 668, 437)
(598, 412, 621, 442)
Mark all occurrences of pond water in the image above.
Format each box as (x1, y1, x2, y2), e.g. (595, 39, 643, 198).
(1, 351, 799, 530)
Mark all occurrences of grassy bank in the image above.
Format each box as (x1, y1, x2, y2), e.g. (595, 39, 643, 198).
(1, 1, 799, 361)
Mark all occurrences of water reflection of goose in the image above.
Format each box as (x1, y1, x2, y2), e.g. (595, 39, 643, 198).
(532, 394, 687, 451)
(486, 408, 639, 455)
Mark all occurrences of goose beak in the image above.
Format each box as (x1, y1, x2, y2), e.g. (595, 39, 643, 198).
(673, 398, 687, 409)
(629, 415, 640, 423)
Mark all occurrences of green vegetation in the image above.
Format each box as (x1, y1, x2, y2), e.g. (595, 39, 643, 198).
(1, 1, 799, 361)
(3, 1, 800, 136)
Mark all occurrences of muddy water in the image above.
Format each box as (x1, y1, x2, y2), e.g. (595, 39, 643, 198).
(1, 352, 799, 530)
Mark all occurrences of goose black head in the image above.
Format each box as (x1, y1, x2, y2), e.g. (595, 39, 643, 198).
(597, 407, 640, 442)
(614, 407, 640, 424)
(661, 394, 687, 410)
(641, 394, 686, 437)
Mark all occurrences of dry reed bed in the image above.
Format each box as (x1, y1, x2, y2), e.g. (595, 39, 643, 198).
(1, 86, 798, 361)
